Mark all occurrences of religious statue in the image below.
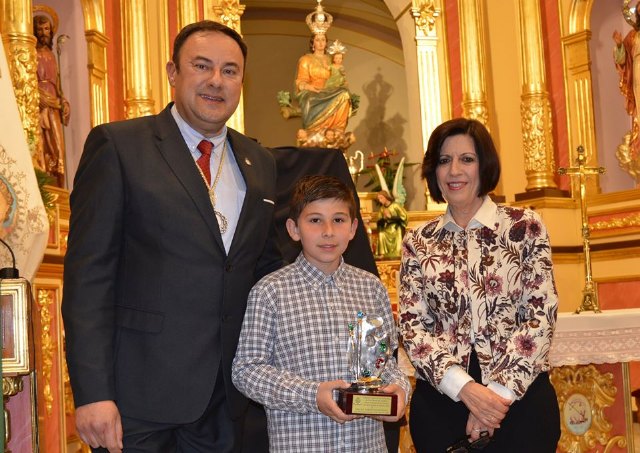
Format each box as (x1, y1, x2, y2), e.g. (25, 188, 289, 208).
(34, 11, 70, 187)
(278, 1, 358, 151)
(374, 157, 407, 259)
(613, 0, 640, 181)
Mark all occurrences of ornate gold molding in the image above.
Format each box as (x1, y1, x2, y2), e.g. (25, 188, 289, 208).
(2, 376, 24, 397)
(411, 0, 437, 34)
(1, 32, 42, 166)
(210, 0, 246, 31)
(590, 212, 640, 232)
(376, 260, 400, 297)
(551, 365, 621, 453)
(37, 288, 54, 415)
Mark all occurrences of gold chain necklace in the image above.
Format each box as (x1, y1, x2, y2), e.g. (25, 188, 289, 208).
(195, 140, 229, 234)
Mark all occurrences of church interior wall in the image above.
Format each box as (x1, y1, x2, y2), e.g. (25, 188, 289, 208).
(4, 0, 640, 450)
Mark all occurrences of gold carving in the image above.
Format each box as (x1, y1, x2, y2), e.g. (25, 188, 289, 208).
(411, 1, 438, 34)
(615, 132, 640, 183)
(211, 0, 246, 31)
(463, 101, 489, 127)
(590, 212, 640, 232)
(521, 94, 556, 174)
(2, 376, 24, 397)
(37, 288, 55, 415)
(376, 260, 400, 295)
(5, 37, 42, 164)
(551, 365, 621, 453)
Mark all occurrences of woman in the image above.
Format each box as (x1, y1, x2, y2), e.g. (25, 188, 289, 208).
(295, 33, 351, 135)
(399, 118, 560, 452)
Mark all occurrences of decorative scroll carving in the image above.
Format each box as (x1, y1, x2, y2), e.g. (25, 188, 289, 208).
(521, 95, 555, 173)
(550, 365, 623, 453)
(211, 0, 246, 31)
(376, 260, 400, 295)
(37, 288, 54, 415)
(590, 212, 640, 232)
(411, 1, 438, 34)
(464, 102, 489, 128)
(2, 376, 24, 397)
(6, 39, 41, 163)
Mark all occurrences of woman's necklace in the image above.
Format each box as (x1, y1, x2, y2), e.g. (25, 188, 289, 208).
(195, 141, 229, 234)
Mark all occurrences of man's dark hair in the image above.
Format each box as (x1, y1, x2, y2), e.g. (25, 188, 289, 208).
(172, 20, 247, 70)
(289, 175, 356, 222)
(422, 117, 501, 203)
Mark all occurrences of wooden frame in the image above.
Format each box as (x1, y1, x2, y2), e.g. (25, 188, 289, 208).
(2, 278, 32, 375)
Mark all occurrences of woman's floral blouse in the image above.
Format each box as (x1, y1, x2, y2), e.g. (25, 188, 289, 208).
(399, 197, 558, 399)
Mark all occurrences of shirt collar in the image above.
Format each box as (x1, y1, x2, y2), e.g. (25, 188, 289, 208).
(170, 104, 227, 155)
(295, 252, 347, 287)
(435, 196, 498, 233)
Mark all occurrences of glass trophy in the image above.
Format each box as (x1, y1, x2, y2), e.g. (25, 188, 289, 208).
(336, 311, 398, 416)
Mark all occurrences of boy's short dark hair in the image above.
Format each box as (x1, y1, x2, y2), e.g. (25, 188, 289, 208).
(289, 175, 357, 222)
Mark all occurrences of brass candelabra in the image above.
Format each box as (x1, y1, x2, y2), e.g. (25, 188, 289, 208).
(558, 146, 605, 314)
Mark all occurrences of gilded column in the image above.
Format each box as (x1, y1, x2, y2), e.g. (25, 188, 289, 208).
(458, 0, 489, 126)
(177, 0, 199, 31)
(411, 0, 450, 152)
(207, 0, 245, 133)
(518, 0, 557, 190)
(80, 0, 109, 126)
(121, 0, 154, 118)
(0, 0, 42, 166)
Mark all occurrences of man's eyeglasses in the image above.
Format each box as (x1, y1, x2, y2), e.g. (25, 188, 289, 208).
(445, 431, 491, 452)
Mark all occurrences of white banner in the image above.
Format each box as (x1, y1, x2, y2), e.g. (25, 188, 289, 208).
(0, 33, 50, 280)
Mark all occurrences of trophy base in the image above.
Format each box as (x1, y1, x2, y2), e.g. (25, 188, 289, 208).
(336, 386, 398, 416)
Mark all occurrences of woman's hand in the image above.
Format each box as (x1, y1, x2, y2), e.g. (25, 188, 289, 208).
(458, 381, 510, 430)
(466, 412, 494, 441)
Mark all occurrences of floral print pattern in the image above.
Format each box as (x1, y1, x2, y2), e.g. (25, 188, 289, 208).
(399, 199, 558, 399)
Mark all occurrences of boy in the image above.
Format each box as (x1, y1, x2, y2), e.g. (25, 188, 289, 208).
(232, 175, 410, 452)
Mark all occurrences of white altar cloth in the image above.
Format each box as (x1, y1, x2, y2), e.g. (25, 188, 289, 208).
(549, 308, 640, 367)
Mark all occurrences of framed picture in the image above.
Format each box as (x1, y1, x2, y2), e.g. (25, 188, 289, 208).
(2, 278, 32, 375)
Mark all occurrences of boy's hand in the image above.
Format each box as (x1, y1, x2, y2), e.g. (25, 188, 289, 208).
(368, 384, 407, 422)
(316, 380, 360, 424)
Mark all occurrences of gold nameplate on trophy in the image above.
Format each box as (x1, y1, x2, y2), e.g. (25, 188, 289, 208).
(337, 387, 398, 416)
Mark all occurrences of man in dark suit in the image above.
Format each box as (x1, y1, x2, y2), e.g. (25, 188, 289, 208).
(62, 21, 281, 452)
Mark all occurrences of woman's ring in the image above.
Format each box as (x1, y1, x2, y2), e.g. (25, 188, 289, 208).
(473, 428, 482, 432)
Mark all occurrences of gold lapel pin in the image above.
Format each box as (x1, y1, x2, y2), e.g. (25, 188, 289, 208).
(245, 157, 252, 166)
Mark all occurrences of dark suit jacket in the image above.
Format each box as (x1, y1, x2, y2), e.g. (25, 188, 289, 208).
(62, 104, 282, 424)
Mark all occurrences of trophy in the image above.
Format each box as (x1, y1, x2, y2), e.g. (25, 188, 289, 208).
(336, 311, 398, 416)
